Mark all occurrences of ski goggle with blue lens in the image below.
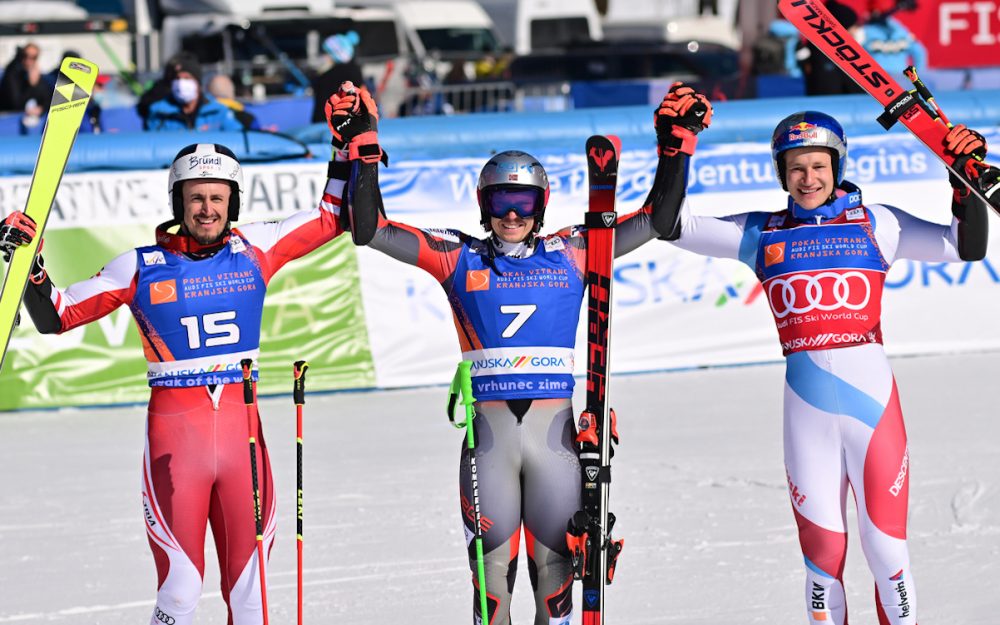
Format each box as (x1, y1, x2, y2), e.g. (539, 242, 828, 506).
(484, 186, 545, 219)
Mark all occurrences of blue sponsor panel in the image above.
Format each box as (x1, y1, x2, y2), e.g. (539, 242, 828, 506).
(376, 129, 1000, 217)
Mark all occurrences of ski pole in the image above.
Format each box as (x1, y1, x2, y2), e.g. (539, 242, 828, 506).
(241, 358, 270, 625)
(447, 361, 488, 624)
(904, 65, 992, 173)
(903, 66, 953, 128)
(292, 360, 309, 625)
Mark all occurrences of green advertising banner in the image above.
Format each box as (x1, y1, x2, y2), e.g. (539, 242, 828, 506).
(0, 163, 375, 412)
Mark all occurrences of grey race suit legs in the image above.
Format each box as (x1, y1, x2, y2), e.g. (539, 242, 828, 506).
(459, 398, 581, 625)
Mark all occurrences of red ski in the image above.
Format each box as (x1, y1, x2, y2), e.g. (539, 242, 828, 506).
(567, 135, 624, 625)
(778, 0, 1000, 216)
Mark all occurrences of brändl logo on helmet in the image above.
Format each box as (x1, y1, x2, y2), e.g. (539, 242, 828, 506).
(168, 143, 244, 222)
(187, 154, 223, 172)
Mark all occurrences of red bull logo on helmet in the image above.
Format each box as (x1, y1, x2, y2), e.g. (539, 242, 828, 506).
(788, 121, 819, 142)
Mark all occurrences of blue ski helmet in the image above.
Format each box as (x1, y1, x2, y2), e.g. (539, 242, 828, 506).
(771, 111, 847, 191)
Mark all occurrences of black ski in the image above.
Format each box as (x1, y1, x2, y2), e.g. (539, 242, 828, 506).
(567, 135, 624, 625)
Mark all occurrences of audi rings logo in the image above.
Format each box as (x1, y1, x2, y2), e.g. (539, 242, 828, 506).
(154, 607, 176, 625)
(767, 271, 871, 318)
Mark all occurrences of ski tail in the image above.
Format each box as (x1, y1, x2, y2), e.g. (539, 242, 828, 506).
(569, 135, 624, 625)
(778, 0, 1000, 215)
(0, 57, 98, 373)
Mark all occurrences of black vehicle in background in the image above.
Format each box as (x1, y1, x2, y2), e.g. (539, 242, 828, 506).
(507, 40, 742, 101)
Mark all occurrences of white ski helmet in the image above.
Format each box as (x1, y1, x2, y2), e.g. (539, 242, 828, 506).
(168, 143, 244, 222)
(476, 150, 550, 231)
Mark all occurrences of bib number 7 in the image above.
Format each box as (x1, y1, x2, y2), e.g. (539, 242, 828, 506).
(500, 304, 536, 338)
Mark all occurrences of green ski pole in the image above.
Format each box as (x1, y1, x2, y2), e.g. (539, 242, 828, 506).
(447, 361, 489, 624)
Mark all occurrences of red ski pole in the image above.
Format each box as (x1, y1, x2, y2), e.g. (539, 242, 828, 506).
(241, 358, 270, 625)
(293, 360, 309, 625)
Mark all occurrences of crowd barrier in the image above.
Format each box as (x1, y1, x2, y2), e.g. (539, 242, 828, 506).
(0, 93, 998, 410)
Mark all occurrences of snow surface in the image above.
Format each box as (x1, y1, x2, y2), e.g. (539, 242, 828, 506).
(1, 352, 998, 624)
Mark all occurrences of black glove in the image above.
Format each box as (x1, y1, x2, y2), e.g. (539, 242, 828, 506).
(971, 164, 1000, 211)
(654, 82, 713, 157)
(324, 81, 384, 164)
(0, 211, 36, 262)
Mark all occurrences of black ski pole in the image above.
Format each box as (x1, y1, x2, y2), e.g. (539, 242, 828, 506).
(241, 358, 270, 625)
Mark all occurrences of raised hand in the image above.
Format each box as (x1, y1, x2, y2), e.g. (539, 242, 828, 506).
(324, 81, 384, 164)
(655, 82, 713, 157)
(0, 211, 37, 262)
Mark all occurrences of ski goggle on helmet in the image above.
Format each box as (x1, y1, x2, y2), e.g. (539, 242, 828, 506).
(168, 143, 244, 223)
(771, 111, 847, 191)
(477, 150, 549, 229)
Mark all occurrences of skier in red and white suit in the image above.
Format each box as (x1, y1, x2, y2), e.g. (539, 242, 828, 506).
(5, 144, 348, 625)
(654, 95, 990, 624)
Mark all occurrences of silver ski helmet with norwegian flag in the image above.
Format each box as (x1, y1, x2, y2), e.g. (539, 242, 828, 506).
(771, 111, 847, 191)
(168, 143, 244, 222)
(476, 150, 550, 231)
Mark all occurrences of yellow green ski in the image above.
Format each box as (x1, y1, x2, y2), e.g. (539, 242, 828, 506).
(0, 57, 98, 373)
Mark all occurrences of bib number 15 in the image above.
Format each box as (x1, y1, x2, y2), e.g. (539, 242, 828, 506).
(179, 311, 240, 349)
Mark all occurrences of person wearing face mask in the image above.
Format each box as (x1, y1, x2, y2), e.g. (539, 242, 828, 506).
(324, 82, 707, 625)
(145, 56, 243, 132)
(79, 74, 110, 133)
(653, 87, 993, 624)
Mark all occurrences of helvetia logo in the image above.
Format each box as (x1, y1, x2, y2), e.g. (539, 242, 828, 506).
(888, 571, 911, 619)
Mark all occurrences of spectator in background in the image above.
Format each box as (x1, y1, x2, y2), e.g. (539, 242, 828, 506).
(80, 74, 111, 134)
(136, 51, 199, 125)
(145, 56, 243, 132)
(796, 0, 864, 95)
(310, 31, 364, 123)
(207, 73, 260, 131)
(398, 64, 453, 117)
(859, 0, 927, 80)
(0, 43, 51, 126)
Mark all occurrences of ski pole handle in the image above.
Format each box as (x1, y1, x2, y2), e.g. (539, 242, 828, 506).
(457, 360, 475, 407)
(293, 360, 309, 405)
(904, 66, 953, 128)
(241, 358, 254, 405)
(447, 360, 476, 427)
